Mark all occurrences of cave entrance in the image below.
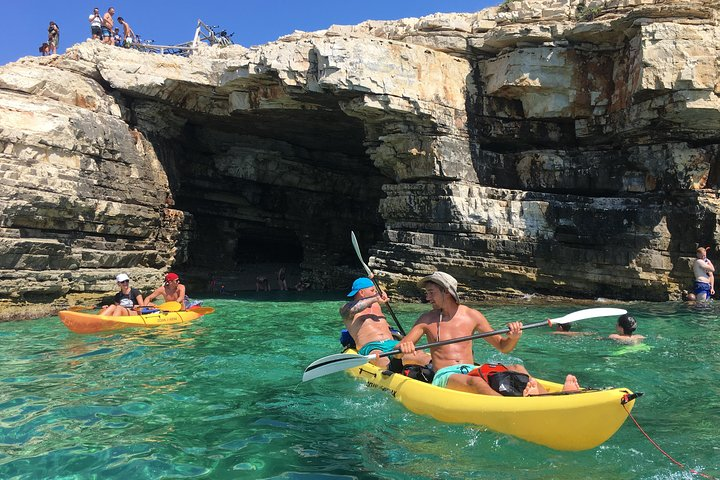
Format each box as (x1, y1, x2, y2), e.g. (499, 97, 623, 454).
(234, 226, 303, 264)
(162, 102, 389, 291)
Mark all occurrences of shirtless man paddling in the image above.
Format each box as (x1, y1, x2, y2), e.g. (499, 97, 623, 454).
(340, 277, 430, 370)
(398, 271, 580, 396)
(143, 272, 186, 307)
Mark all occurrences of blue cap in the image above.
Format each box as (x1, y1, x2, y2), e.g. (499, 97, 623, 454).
(347, 277, 374, 297)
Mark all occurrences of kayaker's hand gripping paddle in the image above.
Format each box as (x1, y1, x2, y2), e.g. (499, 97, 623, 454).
(303, 307, 627, 382)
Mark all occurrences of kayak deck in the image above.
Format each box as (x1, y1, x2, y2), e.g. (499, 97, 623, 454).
(345, 349, 637, 451)
(59, 309, 205, 334)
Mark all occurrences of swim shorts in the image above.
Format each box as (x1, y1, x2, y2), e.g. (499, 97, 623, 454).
(358, 339, 399, 356)
(431, 364, 477, 388)
(694, 281, 712, 298)
(102, 26, 111, 38)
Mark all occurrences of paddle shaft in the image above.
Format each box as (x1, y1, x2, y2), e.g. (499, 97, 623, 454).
(370, 319, 550, 360)
(303, 307, 626, 381)
(351, 231, 406, 336)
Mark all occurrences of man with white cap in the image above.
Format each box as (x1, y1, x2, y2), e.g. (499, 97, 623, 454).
(398, 271, 580, 396)
(100, 273, 144, 316)
(340, 277, 430, 370)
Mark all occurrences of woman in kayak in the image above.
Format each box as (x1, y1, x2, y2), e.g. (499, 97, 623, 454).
(100, 273, 144, 316)
(143, 272, 188, 308)
(398, 271, 580, 396)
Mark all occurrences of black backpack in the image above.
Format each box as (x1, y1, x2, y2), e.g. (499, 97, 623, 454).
(402, 364, 435, 383)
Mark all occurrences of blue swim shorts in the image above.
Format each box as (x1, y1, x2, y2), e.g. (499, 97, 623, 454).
(431, 364, 477, 388)
(358, 339, 399, 356)
(694, 281, 712, 299)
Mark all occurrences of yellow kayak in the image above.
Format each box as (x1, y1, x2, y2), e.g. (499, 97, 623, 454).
(59, 309, 205, 334)
(345, 349, 638, 451)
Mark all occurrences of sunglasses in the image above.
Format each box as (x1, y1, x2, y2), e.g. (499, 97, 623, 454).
(118, 280, 129, 284)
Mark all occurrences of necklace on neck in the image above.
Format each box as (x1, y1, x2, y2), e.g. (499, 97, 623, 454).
(437, 312, 443, 340)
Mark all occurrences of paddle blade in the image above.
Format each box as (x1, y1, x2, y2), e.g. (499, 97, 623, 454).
(303, 353, 372, 382)
(551, 307, 627, 325)
(351, 231, 373, 277)
(157, 301, 182, 312)
(190, 306, 215, 315)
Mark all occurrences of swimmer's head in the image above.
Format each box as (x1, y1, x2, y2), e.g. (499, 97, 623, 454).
(617, 313, 637, 335)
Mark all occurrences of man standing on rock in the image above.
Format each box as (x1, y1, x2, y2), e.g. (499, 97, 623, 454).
(693, 246, 715, 301)
(89, 8, 102, 40)
(102, 7, 115, 45)
(117, 17, 136, 47)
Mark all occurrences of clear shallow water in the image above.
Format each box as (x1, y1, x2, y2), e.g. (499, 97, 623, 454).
(0, 294, 718, 479)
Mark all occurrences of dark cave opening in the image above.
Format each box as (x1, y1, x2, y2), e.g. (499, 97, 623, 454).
(234, 226, 304, 264)
(155, 104, 390, 289)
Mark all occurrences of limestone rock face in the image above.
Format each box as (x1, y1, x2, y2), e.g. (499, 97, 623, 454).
(2, 0, 720, 317)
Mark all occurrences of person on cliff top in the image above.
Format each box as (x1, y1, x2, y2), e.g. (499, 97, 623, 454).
(398, 271, 581, 396)
(113, 28, 122, 47)
(101, 273, 144, 316)
(143, 273, 196, 309)
(692, 246, 715, 301)
(102, 7, 115, 45)
(117, 17, 136, 47)
(47, 21, 59, 55)
(341, 277, 431, 371)
(609, 313, 645, 344)
(89, 7, 102, 40)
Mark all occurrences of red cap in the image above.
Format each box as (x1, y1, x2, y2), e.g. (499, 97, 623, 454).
(164, 272, 179, 282)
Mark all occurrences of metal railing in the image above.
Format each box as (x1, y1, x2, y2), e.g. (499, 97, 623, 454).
(192, 19, 234, 49)
(127, 20, 234, 57)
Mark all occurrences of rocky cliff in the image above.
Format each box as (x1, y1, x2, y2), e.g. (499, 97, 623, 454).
(1, 0, 719, 318)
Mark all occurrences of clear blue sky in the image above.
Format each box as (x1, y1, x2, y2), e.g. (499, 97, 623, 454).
(0, 1, 497, 66)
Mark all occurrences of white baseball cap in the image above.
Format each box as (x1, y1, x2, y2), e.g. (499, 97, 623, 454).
(116, 273, 130, 283)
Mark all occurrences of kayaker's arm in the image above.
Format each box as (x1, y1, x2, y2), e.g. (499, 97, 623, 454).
(478, 312, 523, 353)
(495, 321, 523, 353)
(134, 291, 145, 306)
(175, 284, 187, 309)
(339, 293, 387, 322)
(143, 287, 162, 306)
(397, 323, 426, 354)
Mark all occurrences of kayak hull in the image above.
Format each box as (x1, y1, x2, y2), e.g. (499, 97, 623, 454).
(345, 349, 636, 451)
(59, 310, 204, 334)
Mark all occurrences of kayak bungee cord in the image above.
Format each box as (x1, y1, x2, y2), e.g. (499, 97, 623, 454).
(621, 400, 716, 479)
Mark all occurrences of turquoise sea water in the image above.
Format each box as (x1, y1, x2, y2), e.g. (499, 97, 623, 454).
(0, 294, 718, 479)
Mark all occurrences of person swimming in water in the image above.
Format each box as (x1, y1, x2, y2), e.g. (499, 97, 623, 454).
(609, 314, 645, 344)
(552, 322, 593, 336)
